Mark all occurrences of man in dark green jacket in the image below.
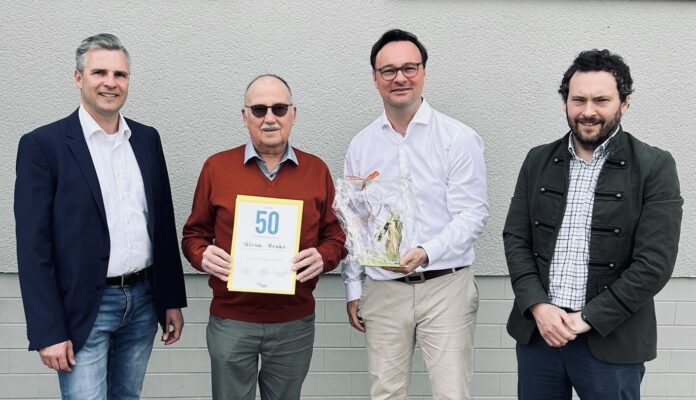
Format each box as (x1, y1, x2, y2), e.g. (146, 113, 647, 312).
(504, 49, 682, 400)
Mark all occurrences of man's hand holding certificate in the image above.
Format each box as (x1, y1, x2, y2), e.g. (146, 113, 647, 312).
(202, 243, 324, 286)
(292, 247, 325, 283)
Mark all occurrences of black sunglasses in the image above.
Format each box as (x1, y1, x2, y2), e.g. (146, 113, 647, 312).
(244, 103, 293, 118)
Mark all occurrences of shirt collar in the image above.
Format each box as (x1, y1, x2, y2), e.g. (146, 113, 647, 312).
(568, 126, 619, 161)
(243, 141, 299, 166)
(78, 104, 131, 141)
(379, 98, 432, 131)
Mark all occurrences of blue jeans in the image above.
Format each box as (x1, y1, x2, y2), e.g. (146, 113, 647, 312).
(517, 330, 645, 400)
(58, 280, 158, 400)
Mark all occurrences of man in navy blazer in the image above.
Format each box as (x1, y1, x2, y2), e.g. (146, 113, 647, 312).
(14, 33, 187, 399)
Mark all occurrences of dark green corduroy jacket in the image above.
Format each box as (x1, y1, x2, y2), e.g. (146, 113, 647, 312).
(503, 129, 682, 363)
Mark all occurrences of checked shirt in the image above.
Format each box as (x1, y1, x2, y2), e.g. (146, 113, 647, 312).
(548, 131, 616, 311)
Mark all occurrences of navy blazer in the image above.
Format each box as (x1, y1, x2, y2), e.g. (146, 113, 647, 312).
(15, 109, 187, 353)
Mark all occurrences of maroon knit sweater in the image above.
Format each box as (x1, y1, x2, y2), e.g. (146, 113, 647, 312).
(182, 145, 346, 323)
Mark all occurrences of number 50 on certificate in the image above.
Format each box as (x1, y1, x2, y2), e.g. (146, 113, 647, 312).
(227, 195, 304, 294)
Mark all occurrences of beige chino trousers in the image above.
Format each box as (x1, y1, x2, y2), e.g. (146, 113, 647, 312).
(359, 267, 479, 400)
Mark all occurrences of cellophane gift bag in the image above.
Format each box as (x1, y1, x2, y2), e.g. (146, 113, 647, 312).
(333, 172, 417, 267)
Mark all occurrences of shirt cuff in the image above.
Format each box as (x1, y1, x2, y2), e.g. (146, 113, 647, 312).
(345, 280, 363, 302)
(420, 240, 443, 266)
(416, 246, 430, 268)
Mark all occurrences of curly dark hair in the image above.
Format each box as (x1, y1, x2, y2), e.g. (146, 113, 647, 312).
(559, 49, 633, 102)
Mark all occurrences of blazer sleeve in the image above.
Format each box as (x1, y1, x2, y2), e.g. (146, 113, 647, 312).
(503, 151, 550, 316)
(152, 129, 187, 310)
(583, 151, 682, 336)
(15, 134, 70, 350)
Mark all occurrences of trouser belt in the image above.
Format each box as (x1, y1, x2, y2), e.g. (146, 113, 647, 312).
(393, 266, 466, 284)
(105, 266, 151, 287)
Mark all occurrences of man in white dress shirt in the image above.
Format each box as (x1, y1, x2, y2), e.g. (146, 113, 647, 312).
(342, 29, 489, 400)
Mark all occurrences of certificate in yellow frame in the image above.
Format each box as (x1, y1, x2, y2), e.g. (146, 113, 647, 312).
(227, 195, 303, 295)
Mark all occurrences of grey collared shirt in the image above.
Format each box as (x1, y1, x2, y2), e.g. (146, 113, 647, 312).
(243, 141, 299, 180)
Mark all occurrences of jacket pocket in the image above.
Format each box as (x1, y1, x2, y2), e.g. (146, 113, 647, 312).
(586, 276, 618, 300)
(534, 219, 556, 233)
(595, 190, 626, 202)
(538, 185, 564, 197)
(588, 259, 620, 272)
(591, 224, 623, 237)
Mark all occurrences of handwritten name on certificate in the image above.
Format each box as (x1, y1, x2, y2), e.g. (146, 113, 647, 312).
(227, 195, 304, 295)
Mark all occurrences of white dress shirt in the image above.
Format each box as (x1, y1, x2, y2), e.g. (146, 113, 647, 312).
(342, 100, 489, 301)
(79, 105, 152, 277)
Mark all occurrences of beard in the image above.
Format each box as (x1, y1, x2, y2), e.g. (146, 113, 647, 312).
(567, 108, 622, 152)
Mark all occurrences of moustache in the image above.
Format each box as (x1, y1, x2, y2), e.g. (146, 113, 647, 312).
(577, 118, 602, 124)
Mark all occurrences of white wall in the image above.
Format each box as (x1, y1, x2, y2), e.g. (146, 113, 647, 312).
(1, 0, 694, 276)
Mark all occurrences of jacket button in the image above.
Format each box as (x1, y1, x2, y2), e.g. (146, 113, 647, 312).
(534, 252, 539, 257)
(613, 228, 620, 235)
(620, 161, 626, 166)
(101, 255, 109, 261)
(603, 285, 608, 290)
(534, 221, 540, 226)
(540, 187, 546, 193)
(553, 157, 560, 163)
(615, 193, 623, 199)
(609, 263, 615, 268)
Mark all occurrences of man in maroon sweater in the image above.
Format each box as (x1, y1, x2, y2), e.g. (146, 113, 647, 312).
(182, 74, 346, 400)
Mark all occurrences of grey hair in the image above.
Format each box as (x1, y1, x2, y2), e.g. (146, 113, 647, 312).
(75, 33, 129, 72)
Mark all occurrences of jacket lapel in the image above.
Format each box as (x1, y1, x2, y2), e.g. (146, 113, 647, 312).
(65, 110, 108, 225)
(128, 124, 156, 240)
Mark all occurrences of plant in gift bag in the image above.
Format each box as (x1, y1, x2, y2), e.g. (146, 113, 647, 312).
(376, 205, 402, 264)
(334, 171, 416, 267)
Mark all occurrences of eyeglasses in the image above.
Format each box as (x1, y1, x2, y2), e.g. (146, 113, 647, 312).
(375, 63, 422, 81)
(244, 103, 293, 118)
